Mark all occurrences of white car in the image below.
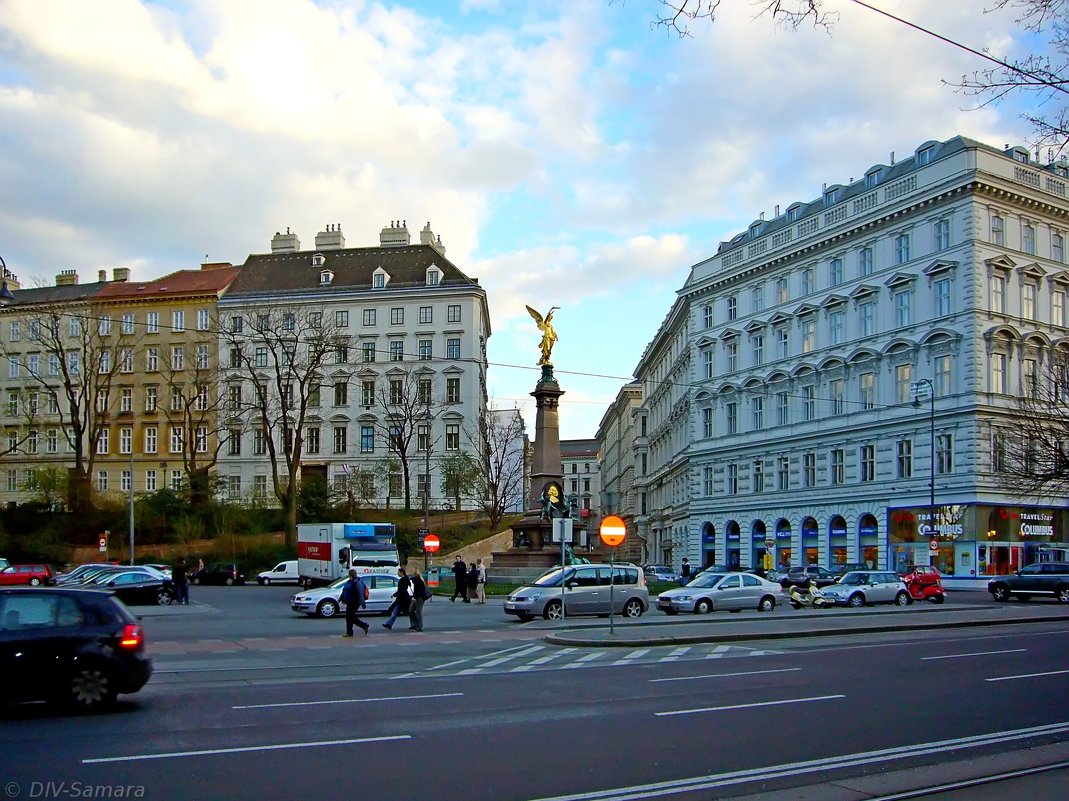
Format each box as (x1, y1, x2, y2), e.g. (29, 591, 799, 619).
(258, 560, 299, 585)
(656, 571, 780, 614)
(291, 574, 402, 618)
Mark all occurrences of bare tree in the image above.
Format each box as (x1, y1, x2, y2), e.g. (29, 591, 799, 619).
(219, 306, 338, 547)
(368, 367, 440, 511)
(0, 304, 136, 511)
(439, 451, 482, 511)
(645, 0, 834, 37)
(465, 406, 528, 532)
(995, 349, 1069, 498)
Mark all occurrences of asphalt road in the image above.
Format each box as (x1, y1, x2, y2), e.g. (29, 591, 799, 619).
(1, 586, 1067, 801)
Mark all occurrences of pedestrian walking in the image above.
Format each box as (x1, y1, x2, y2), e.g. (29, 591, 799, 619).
(409, 571, 430, 631)
(680, 558, 691, 586)
(467, 561, 479, 601)
(340, 568, 370, 637)
(382, 567, 412, 630)
(475, 558, 487, 604)
(172, 557, 189, 605)
(451, 556, 469, 602)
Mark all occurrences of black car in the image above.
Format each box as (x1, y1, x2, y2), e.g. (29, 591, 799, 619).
(779, 565, 839, 590)
(988, 561, 1069, 603)
(89, 570, 178, 606)
(0, 587, 153, 710)
(193, 562, 246, 586)
(832, 563, 869, 579)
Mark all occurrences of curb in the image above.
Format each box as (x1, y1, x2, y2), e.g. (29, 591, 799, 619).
(544, 611, 1069, 647)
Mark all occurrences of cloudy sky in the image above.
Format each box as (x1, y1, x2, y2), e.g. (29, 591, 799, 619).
(0, 0, 1039, 438)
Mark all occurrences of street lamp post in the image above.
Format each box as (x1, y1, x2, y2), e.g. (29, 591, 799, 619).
(912, 379, 937, 555)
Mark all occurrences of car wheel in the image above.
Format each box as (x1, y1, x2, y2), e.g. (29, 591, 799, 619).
(623, 599, 644, 618)
(257, 577, 266, 586)
(758, 595, 776, 612)
(29, 577, 41, 586)
(847, 593, 865, 608)
(1057, 586, 1069, 604)
(695, 598, 713, 615)
(894, 591, 909, 606)
(225, 577, 235, 586)
(990, 584, 1010, 602)
(156, 589, 175, 606)
(317, 599, 339, 618)
(544, 600, 563, 621)
(68, 664, 116, 710)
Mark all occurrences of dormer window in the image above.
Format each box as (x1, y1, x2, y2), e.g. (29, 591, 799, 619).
(865, 168, 882, 188)
(786, 206, 802, 222)
(320, 270, 333, 285)
(311, 253, 326, 267)
(426, 269, 440, 286)
(823, 188, 841, 205)
(917, 146, 935, 166)
(373, 271, 386, 289)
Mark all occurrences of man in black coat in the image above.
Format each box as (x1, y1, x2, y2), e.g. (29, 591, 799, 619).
(451, 556, 469, 602)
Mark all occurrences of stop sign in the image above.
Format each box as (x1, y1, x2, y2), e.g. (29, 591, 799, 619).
(599, 515, 626, 548)
(424, 534, 440, 553)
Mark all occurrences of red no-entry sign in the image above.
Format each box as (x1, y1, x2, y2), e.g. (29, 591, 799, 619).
(424, 534, 440, 553)
(599, 515, 626, 548)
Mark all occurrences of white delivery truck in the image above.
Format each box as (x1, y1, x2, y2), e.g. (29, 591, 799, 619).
(297, 522, 400, 587)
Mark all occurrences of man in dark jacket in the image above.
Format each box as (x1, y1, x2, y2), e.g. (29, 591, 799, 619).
(382, 568, 412, 630)
(172, 558, 189, 605)
(340, 569, 369, 637)
(451, 556, 469, 602)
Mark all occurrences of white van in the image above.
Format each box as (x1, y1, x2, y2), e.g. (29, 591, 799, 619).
(257, 560, 299, 585)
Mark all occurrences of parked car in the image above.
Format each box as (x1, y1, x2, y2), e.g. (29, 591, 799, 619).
(0, 564, 54, 586)
(143, 563, 172, 579)
(291, 573, 401, 618)
(818, 571, 910, 608)
(504, 563, 648, 622)
(657, 571, 780, 614)
(643, 565, 680, 584)
(79, 565, 168, 588)
(193, 562, 246, 586)
(258, 560, 299, 585)
(91, 571, 178, 606)
(779, 565, 838, 590)
(988, 561, 1069, 603)
(0, 587, 153, 710)
(53, 563, 116, 586)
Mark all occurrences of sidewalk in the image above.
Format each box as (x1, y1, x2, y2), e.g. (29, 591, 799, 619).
(544, 602, 1069, 647)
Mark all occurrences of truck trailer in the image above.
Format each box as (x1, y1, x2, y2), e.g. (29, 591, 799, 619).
(297, 522, 400, 587)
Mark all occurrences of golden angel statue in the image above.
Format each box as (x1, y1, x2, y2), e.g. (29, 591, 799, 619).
(526, 305, 559, 366)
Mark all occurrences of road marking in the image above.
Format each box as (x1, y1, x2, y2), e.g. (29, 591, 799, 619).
(481, 644, 545, 667)
(656, 694, 844, 717)
(525, 721, 1069, 801)
(511, 648, 576, 672)
(233, 692, 462, 710)
(659, 646, 692, 662)
(986, 668, 1069, 682)
(562, 652, 606, 669)
(83, 735, 410, 764)
(611, 648, 651, 665)
(922, 648, 1026, 661)
(650, 667, 801, 684)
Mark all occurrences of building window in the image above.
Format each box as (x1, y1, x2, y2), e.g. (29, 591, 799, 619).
(727, 463, 738, 495)
(362, 309, 376, 327)
(254, 347, 268, 368)
(98, 316, 112, 336)
(361, 381, 375, 407)
(334, 344, 348, 364)
(860, 443, 875, 482)
(859, 246, 873, 277)
(896, 364, 912, 403)
(426, 270, 439, 286)
(171, 471, 183, 491)
(703, 304, 713, 328)
(992, 432, 1007, 472)
(751, 397, 764, 430)
(936, 433, 953, 474)
(227, 475, 241, 499)
(726, 339, 738, 371)
(196, 344, 210, 370)
(1054, 232, 1065, 263)
(169, 426, 183, 454)
(935, 219, 950, 250)
(860, 371, 875, 410)
(751, 286, 764, 312)
(227, 429, 241, 456)
(446, 423, 460, 451)
(1023, 223, 1036, 255)
(447, 338, 460, 360)
(96, 428, 109, 455)
(726, 295, 737, 321)
(991, 213, 1005, 246)
(752, 334, 764, 366)
(171, 311, 184, 333)
(362, 342, 376, 363)
(803, 453, 816, 487)
(1023, 282, 1037, 320)
(197, 309, 210, 331)
(934, 277, 951, 316)
(97, 471, 108, 492)
(373, 273, 385, 289)
(702, 407, 713, 438)
(896, 439, 913, 478)
(802, 386, 815, 421)
(145, 470, 157, 492)
(991, 353, 1006, 393)
(830, 448, 844, 484)
(703, 466, 714, 496)
(829, 378, 844, 415)
(145, 386, 158, 413)
(334, 382, 348, 406)
(119, 427, 132, 455)
(776, 277, 789, 304)
(829, 310, 844, 344)
(360, 426, 374, 453)
(726, 401, 737, 435)
(801, 266, 814, 295)
(894, 290, 912, 327)
(776, 391, 788, 425)
(144, 426, 158, 456)
(753, 460, 765, 492)
(990, 274, 1006, 313)
(1055, 290, 1067, 327)
(777, 327, 789, 359)
(305, 426, 320, 455)
(777, 456, 789, 490)
(829, 258, 843, 286)
(935, 355, 952, 396)
(333, 426, 347, 454)
(801, 318, 816, 353)
(418, 379, 431, 406)
(446, 377, 461, 404)
(702, 348, 713, 379)
(1023, 358, 1038, 397)
(447, 304, 461, 323)
(195, 426, 208, 453)
(895, 233, 911, 264)
(335, 310, 349, 328)
(419, 306, 433, 325)
(389, 340, 404, 362)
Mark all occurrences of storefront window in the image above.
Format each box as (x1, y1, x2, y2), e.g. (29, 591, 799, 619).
(801, 517, 818, 564)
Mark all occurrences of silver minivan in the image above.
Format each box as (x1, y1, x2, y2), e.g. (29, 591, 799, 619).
(820, 571, 909, 607)
(504, 564, 648, 621)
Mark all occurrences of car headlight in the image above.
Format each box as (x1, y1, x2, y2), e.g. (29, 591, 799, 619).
(676, 595, 692, 602)
(294, 595, 309, 602)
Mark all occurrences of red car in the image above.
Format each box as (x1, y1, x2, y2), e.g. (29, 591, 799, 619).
(0, 564, 54, 586)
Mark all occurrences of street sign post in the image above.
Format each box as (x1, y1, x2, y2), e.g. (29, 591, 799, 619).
(599, 515, 627, 635)
(553, 518, 574, 622)
(422, 532, 439, 572)
(98, 534, 107, 554)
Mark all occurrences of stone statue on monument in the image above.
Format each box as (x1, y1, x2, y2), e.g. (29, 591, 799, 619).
(525, 305, 559, 366)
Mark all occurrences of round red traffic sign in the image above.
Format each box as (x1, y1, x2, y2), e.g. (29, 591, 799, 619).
(423, 534, 440, 553)
(98, 536, 107, 548)
(599, 515, 627, 548)
(929, 538, 939, 552)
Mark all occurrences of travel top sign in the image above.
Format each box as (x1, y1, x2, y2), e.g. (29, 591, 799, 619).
(888, 504, 1066, 543)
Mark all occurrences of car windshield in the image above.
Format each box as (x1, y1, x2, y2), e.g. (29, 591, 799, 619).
(685, 572, 725, 589)
(838, 573, 868, 586)
(328, 577, 349, 589)
(532, 568, 573, 588)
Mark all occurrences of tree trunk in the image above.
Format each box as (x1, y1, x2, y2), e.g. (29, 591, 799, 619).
(284, 488, 297, 549)
(67, 468, 93, 514)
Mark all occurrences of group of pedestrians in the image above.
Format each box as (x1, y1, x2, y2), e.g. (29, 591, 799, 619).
(340, 566, 432, 638)
(450, 556, 487, 604)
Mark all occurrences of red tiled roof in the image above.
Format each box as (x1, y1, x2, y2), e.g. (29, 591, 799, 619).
(96, 266, 240, 300)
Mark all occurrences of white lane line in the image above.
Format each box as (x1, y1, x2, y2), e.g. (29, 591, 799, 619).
(481, 645, 545, 667)
(612, 648, 651, 665)
(426, 642, 534, 671)
(563, 653, 607, 670)
(650, 668, 801, 684)
(986, 668, 1069, 682)
(233, 691, 462, 710)
(511, 648, 576, 672)
(658, 646, 693, 663)
(83, 735, 410, 764)
(922, 648, 1026, 661)
(656, 694, 845, 717)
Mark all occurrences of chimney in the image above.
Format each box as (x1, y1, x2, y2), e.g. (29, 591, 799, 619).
(379, 219, 411, 248)
(55, 270, 78, 287)
(271, 227, 301, 253)
(98, 270, 106, 283)
(200, 261, 233, 271)
(420, 221, 446, 255)
(314, 223, 346, 251)
(113, 267, 130, 282)
(2, 267, 20, 290)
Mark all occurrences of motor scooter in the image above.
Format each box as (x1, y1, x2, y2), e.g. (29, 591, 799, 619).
(904, 570, 946, 604)
(787, 579, 833, 609)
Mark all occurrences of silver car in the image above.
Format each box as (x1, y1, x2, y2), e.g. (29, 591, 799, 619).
(819, 571, 910, 608)
(291, 574, 400, 618)
(504, 564, 648, 621)
(656, 571, 780, 614)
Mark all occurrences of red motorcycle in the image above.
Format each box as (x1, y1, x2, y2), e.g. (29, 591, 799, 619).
(903, 567, 946, 604)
